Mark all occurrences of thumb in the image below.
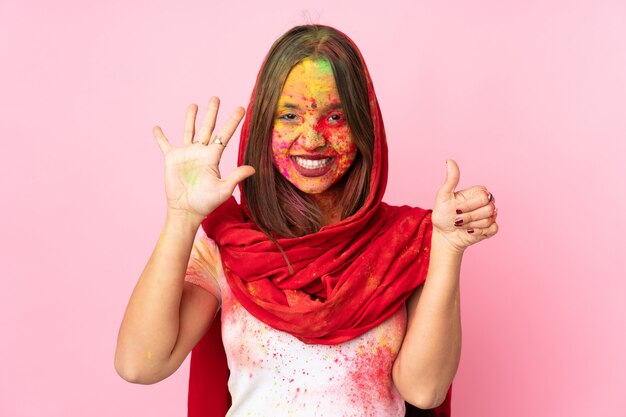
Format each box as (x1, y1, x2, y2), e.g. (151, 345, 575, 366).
(223, 165, 256, 190)
(438, 159, 460, 196)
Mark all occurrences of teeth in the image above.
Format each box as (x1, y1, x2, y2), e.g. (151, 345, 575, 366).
(294, 157, 332, 169)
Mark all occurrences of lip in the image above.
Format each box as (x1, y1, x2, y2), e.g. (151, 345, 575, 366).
(290, 155, 335, 177)
(291, 153, 333, 160)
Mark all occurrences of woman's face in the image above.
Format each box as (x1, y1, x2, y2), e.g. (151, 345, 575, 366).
(271, 58, 358, 195)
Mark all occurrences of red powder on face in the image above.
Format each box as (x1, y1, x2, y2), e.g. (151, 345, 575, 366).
(270, 58, 357, 195)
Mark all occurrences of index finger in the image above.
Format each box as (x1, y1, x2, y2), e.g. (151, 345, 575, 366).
(152, 126, 173, 154)
(455, 187, 494, 214)
(207, 106, 246, 164)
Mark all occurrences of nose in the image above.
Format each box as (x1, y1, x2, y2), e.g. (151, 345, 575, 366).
(298, 123, 326, 150)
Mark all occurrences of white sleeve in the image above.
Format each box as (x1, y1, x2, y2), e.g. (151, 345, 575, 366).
(184, 229, 222, 305)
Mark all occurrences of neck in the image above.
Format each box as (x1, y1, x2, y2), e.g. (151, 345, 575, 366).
(311, 184, 344, 226)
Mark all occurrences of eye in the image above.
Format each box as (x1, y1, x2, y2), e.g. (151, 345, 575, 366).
(279, 113, 298, 121)
(327, 113, 344, 123)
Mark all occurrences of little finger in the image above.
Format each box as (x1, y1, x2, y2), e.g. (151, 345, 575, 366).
(152, 126, 172, 154)
(468, 222, 498, 237)
(483, 221, 499, 238)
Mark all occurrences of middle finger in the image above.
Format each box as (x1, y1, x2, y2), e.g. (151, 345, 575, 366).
(197, 97, 220, 145)
(454, 203, 495, 227)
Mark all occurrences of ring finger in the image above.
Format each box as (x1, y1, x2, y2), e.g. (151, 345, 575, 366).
(183, 104, 198, 145)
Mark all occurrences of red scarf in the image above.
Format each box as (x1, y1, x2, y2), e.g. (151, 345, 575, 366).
(188, 27, 451, 416)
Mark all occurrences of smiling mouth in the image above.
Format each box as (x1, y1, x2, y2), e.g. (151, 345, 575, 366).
(290, 156, 335, 177)
(293, 156, 332, 169)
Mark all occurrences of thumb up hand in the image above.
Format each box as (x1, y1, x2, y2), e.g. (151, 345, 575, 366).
(431, 159, 499, 254)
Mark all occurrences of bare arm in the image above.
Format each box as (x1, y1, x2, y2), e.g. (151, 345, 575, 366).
(114, 214, 218, 384)
(392, 159, 499, 409)
(392, 230, 462, 408)
(114, 98, 254, 384)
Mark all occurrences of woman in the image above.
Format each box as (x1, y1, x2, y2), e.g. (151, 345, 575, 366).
(115, 25, 498, 417)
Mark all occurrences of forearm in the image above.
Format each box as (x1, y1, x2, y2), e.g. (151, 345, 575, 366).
(114, 212, 201, 382)
(393, 230, 463, 408)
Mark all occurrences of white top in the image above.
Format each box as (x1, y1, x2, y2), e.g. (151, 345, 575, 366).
(185, 230, 408, 417)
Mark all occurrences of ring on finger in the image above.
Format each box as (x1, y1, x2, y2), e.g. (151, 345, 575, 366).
(192, 137, 208, 145)
(212, 135, 225, 147)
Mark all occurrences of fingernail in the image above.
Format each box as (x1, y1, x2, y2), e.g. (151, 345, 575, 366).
(456, 209, 463, 214)
(467, 228, 475, 234)
(488, 193, 493, 202)
(454, 218, 463, 226)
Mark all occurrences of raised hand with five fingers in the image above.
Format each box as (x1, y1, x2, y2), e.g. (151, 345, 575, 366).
(431, 159, 499, 254)
(152, 96, 255, 225)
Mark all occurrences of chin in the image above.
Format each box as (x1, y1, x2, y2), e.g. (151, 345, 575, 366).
(296, 184, 329, 195)
(284, 171, 335, 195)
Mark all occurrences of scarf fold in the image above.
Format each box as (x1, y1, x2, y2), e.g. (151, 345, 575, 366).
(188, 25, 451, 417)
(202, 197, 433, 344)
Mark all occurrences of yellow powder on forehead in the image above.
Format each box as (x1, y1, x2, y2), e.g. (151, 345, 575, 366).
(299, 57, 333, 74)
(279, 58, 337, 103)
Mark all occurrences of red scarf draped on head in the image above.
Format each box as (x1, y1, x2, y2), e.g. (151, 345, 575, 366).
(188, 26, 451, 417)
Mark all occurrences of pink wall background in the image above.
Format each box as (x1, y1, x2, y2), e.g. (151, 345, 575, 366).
(1, 0, 625, 416)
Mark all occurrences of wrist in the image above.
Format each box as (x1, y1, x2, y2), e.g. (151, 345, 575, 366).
(164, 209, 204, 232)
(431, 229, 465, 259)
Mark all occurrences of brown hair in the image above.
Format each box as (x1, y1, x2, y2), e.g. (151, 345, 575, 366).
(243, 25, 374, 238)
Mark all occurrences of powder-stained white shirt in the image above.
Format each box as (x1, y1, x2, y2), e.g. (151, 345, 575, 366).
(185, 230, 408, 417)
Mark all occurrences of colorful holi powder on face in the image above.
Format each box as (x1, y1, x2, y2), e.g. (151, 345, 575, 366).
(271, 58, 358, 195)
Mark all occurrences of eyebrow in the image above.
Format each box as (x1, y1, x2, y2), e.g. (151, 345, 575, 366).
(278, 102, 343, 111)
